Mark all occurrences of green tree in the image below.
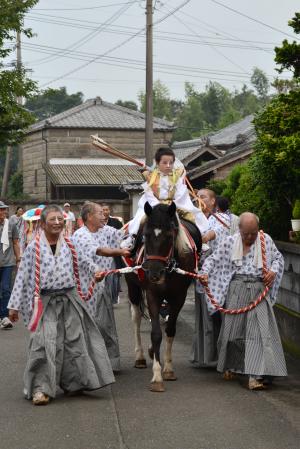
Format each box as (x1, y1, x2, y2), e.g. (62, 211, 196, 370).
(250, 67, 270, 103)
(115, 99, 138, 111)
(138, 79, 173, 121)
(173, 82, 206, 141)
(232, 84, 261, 116)
(274, 13, 300, 78)
(220, 15, 300, 239)
(0, 0, 38, 146)
(26, 87, 84, 121)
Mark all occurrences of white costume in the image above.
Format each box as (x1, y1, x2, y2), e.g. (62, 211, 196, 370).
(128, 159, 208, 235)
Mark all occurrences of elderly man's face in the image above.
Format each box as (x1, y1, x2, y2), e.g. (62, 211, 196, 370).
(88, 205, 105, 229)
(42, 211, 64, 237)
(197, 189, 216, 210)
(240, 221, 259, 246)
(0, 208, 7, 222)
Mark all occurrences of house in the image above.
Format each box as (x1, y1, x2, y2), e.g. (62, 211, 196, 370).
(171, 115, 255, 188)
(22, 97, 174, 202)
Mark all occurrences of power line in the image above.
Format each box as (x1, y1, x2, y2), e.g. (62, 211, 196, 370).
(26, 14, 276, 47)
(33, 1, 138, 11)
(209, 0, 300, 41)
(39, 0, 193, 88)
(176, 9, 274, 56)
(26, 2, 135, 66)
(160, 4, 248, 74)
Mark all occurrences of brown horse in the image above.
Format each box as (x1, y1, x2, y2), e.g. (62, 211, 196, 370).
(125, 202, 200, 392)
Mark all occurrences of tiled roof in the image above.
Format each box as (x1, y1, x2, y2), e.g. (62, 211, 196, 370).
(188, 136, 255, 180)
(172, 137, 206, 161)
(208, 115, 254, 147)
(43, 158, 143, 186)
(172, 115, 255, 162)
(29, 97, 174, 132)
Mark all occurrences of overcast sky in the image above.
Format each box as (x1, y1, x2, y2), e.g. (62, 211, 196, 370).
(14, 0, 300, 104)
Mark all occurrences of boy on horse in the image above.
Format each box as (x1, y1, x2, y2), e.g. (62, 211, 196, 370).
(121, 147, 209, 249)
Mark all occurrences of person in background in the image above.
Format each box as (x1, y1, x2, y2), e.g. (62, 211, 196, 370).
(215, 196, 239, 236)
(101, 203, 123, 305)
(101, 203, 123, 229)
(190, 189, 224, 368)
(9, 206, 24, 237)
(0, 201, 21, 330)
(63, 202, 76, 236)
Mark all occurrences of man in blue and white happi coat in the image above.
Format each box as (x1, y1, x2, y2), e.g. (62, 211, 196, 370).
(8, 205, 114, 405)
(200, 212, 287, 390)
(72, 202, 130, 372)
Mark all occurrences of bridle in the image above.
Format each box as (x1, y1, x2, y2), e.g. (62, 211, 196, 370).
(142, 228, 177, 272)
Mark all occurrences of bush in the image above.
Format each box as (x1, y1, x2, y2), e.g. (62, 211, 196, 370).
(292, 200, 300, 219)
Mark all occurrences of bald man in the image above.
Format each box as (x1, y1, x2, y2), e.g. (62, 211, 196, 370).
(200, 212, 287, 390)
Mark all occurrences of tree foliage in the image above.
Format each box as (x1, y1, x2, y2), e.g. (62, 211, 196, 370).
(26, 87, 84, 121)
(115, 99, 138, 111)
(0, 0, 38, 146)
(274, 13, 300, 78)
(214, 15, 300, 240)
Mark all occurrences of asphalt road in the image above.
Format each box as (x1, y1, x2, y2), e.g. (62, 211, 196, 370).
(1, 288, 299, 449)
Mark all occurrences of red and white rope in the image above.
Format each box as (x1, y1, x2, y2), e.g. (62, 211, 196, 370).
(174, 230, 270, 315)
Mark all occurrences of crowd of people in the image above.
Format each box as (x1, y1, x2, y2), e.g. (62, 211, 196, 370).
(0, 146, 287, 404)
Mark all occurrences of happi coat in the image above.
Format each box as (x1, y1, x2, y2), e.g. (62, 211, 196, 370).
(8, 231, 115, 398)
(201, 232, 284, 314)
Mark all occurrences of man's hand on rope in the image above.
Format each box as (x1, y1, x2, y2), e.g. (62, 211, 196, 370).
(94, 271, 106, 283)
(199, 274, 208, 286)
(263, 270, 276, 287)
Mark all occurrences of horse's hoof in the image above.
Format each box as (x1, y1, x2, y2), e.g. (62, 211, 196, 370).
(149, 381, 165, 392)
(148, 347, 154, 360)
(163, 371, 177, 381)
(134, 359, 147, 369)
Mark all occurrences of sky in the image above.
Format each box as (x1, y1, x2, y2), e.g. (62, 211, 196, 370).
(9, 0, 300, 105)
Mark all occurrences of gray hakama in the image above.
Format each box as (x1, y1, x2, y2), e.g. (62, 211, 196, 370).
(24, 287, 115, 399)
(191, 289, 221, 368)
(217, 275, 287, 377)
(191, 216, 226, 368)
(94, 278, 121, 372)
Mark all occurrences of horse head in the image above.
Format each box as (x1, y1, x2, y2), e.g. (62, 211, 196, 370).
(142, 202, 178, 284)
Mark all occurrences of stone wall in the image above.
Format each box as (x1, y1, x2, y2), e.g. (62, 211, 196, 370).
(22, 128, 173, 200)
(275, 241, 300, 357)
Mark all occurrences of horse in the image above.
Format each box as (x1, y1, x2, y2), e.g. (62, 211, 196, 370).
(124, 201, 200, 392)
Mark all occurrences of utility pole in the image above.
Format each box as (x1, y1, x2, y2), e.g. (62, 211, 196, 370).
(145, 0, 153, 166)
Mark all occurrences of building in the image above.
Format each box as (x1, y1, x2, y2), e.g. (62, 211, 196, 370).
(22, 97, 174, 201)
(172, 115, 255, 188)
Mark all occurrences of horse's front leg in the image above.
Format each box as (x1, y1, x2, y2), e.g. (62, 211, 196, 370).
(148, 294, 164, 392)
(131, 303, 147, 368)
(163, 294, 186, 381)
(163, 336, 177, 381)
